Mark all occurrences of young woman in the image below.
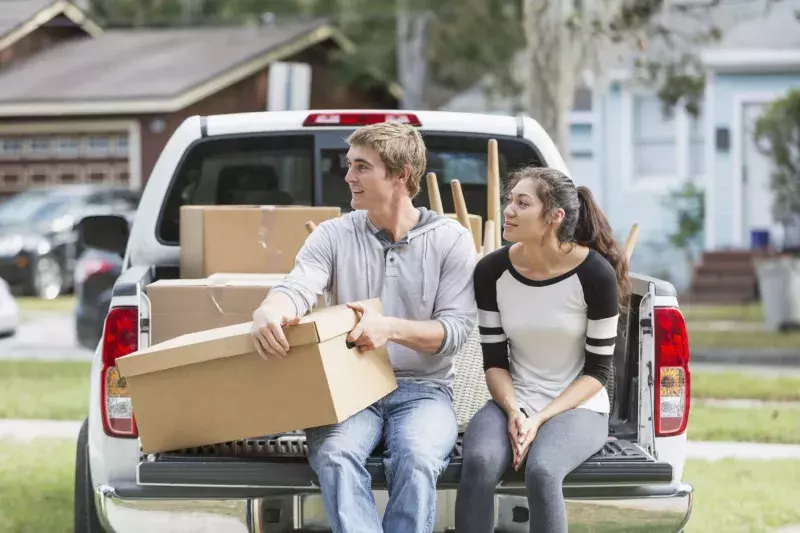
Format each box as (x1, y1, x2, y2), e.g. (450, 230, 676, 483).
(454, 166, 630, 533)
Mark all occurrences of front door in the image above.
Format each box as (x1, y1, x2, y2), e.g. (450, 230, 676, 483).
(741, 102, 778, 248)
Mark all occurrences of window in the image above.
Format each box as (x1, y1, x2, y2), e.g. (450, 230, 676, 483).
(30, 137, 51, 154)
(114, 135, 129, 156)
(321, 134, 541, 221)
(0, 138, 22, 155)
(57, 136, 80, 155)
(633, 94, 677, 178)
(86, 135, 111, 154)
(158, 135, 315, 244)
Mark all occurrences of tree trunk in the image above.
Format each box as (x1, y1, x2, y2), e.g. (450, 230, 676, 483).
(522, 0, 577, 158)
(396, 0, 431, 109)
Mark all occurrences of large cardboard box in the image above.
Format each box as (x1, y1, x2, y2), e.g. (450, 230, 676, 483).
(116, 299, 396, 454)
(146, 273, 327, 345)
(180, 205, 341, 278)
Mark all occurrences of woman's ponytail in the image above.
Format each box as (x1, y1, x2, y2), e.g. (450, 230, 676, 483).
(575, 186, 630, 311)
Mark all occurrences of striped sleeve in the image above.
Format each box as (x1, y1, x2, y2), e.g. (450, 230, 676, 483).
(473, 250, 510, 372)
(578, 253, 619, 386)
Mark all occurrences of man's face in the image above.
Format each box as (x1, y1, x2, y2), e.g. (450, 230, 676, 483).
(344, 144, 400, 211)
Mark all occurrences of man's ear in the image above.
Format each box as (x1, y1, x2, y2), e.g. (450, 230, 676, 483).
(395, 164, 411, 186)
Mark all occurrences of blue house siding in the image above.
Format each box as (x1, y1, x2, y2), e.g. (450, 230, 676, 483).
(706, 72, 800, 250)
(594, 83, 697, 292)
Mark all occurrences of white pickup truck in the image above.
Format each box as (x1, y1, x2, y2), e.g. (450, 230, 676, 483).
(73, 110, 694, 533)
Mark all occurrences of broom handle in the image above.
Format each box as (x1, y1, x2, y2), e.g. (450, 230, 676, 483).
(483, 219, 496, 255)
(624, 223, 640, 262)
(487, 139, 501, 247)
(427, 172, 444, 215)
(305, 221, 317, 234)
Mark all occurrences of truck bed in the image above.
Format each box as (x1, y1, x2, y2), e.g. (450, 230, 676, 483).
(136, 434, 673, 491)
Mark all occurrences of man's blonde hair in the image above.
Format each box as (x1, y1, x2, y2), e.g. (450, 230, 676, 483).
(346, 121, 427, 198)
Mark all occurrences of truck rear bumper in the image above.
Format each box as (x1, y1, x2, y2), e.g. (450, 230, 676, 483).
(95, 482, 694, 532)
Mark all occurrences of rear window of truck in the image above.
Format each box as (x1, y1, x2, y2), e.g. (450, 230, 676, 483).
(157, 132, 541, 244)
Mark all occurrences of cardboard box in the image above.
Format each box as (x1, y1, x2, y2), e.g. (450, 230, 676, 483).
(116, 298, 396, 454)
(180, 205, 341, 278)
(146, 273, 327, 345)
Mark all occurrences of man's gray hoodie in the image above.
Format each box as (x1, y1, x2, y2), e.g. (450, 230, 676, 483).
(270, 208, 478, 383)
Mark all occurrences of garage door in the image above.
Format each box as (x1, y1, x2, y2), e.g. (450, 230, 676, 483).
(0, 130, 130, 194)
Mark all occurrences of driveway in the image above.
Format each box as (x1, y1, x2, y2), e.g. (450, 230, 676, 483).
(0, 312, 93, 361)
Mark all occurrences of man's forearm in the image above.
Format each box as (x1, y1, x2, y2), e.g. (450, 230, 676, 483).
(387, 317, 446, 354)
(258, 290, 299, 318)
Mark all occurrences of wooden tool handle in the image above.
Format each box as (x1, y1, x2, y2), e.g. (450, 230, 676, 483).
(451, 179, 480, 252)
(450, 179, 470, 228)
(427, 172, 444, 215)
(487, 139, 501, 247)
(624, 223, 640, 262)
(483, 219, 496, 256)
(304, 221, 317, 234)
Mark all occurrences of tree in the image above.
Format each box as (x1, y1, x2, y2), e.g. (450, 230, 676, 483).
(662, 181, 705, 267)
(754, 88, 800, 235)
(520, 0, 779, 155)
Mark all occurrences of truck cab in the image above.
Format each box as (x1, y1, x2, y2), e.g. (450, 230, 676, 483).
(74, 110, 693, 533)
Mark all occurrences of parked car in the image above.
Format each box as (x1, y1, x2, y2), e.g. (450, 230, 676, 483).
(0, 276, 20, 337)
(73, 247, 124, 350)
(0, 184, 139, 299)
(74, 110, 693, 533)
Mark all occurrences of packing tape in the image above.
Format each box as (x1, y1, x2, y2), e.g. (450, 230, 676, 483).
(258, 205, 283, 256)
(207, 276, 228, 315)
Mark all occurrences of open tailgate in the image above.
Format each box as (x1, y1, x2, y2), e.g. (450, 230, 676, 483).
(136, 434, 672, 491)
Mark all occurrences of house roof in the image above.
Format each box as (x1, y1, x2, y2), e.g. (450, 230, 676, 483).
(0, 0, 102, 49)
(0, 0, 57, 39)
(700, 0, 800, 71)
(0, 19, 377, 116)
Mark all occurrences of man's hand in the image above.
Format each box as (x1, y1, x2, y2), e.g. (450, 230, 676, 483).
(346, 302, 392, 352)
(251, 305, 301, 359)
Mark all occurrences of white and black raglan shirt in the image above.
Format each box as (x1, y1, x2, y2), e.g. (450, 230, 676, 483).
(474, 245, 619, 415)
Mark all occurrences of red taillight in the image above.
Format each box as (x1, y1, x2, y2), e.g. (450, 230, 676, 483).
(654, 306, 691, 437)
(75, 258, 114, 286)
(101, 307, 139, 438)
(303, 112, 422, 127)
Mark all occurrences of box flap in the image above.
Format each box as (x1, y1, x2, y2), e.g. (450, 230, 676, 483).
(117, 322, 255, 378)
(284, 298, 382, 345)
(117, 298, 384, 377)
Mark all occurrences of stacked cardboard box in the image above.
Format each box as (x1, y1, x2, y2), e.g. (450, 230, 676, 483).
(116, 205, 398, 453)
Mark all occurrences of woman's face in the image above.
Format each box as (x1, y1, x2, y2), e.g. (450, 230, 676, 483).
(502, 178, 563, 243)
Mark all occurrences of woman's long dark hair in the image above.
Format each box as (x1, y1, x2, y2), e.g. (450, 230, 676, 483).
(505, 166, 631, 311)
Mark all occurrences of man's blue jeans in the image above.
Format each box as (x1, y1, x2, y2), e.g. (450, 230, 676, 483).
(306, 379, 458, 533)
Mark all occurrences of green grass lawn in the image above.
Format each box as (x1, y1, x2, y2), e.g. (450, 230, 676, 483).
(682, 302, 764, 323)
(692, 371, 800, 401)
(688, 404, 800, 444)
(684, 459, 800, 533)
(0, 361, 89, 420)
(688, 327, 800, 350)
(16, 295, 76, 316)
(0, 439, 75, 533)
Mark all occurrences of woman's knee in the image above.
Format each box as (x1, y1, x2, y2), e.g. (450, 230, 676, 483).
(524, 457, 563, 493)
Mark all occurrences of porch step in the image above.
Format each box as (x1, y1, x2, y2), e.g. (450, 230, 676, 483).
(686, 250, 773, 304)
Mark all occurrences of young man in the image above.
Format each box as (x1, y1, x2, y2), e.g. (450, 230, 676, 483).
(250, 121, 477, 533)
